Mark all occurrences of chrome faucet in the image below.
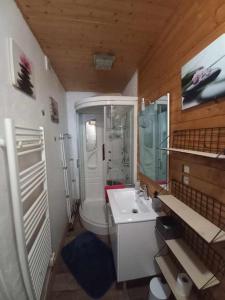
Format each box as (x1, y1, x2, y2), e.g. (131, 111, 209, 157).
(139, 184, 149, 200)
(143, 185, 149, 200)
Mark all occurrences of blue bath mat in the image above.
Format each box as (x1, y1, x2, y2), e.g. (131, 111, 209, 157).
(61, 231, 116, 299)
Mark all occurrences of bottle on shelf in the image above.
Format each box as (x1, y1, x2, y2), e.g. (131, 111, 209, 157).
(152, 191, 162, 212)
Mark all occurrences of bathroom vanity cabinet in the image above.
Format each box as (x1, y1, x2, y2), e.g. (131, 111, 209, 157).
(107, 203, 162, 282)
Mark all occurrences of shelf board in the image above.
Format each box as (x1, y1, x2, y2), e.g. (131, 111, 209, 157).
(160, 147, 225, 159)
(158, 194, 225, 243)
(155, 255, 197, 300)
(166, 239, 220, 290)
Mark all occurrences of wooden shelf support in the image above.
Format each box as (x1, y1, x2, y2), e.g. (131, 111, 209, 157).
(155, 255, 197, 300)
(166, 239, 220, 290)
(158, 194, 225, 243)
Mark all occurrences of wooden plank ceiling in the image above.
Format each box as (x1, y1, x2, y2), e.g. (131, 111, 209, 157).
(16, 0, 179, 92)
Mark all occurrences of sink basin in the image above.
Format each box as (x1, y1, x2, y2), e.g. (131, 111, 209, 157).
(114, 189, 150, 214)
(107, 188, 161, 224)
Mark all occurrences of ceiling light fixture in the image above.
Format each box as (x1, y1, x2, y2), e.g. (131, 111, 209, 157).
(93, 54, 115, 70)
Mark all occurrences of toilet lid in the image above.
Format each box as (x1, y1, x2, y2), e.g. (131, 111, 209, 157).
(150, 277, 171, 299)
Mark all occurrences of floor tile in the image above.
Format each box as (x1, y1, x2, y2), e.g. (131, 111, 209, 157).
(48, 291, 77, 300)
(73, 289, 92, 300)
(127, 286, 149, 300)
(54, 256, 69, 273)
(110, 288, 129, 300)
(51, 273, 80, 291)
(127, 277, 150, 288)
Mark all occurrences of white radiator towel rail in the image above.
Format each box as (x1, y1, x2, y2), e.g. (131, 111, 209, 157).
(1, 119, 52, 300)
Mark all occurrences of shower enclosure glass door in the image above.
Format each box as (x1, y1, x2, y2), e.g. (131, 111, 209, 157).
(78, 111, 104, 206)
(104, 105, 133, 186)
(77, 104, 134, 209)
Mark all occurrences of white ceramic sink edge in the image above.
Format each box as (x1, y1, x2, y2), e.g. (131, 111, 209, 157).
(107, 188, 162, 224)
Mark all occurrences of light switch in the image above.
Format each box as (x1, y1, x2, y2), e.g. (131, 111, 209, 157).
(183, 164, 190, 174)
(183, 175, 189, 185)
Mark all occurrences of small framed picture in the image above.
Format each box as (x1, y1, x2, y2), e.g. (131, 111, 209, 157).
(9, 38, 36, 99)
(50, 97, 59, 123)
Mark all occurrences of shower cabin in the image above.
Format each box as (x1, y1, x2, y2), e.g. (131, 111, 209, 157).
(75, 96, 137, 235)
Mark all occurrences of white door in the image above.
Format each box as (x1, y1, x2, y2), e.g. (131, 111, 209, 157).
(82, 114, 104, 201)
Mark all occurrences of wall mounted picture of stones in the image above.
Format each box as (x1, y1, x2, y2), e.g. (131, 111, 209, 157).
(9, 38, 36, 98)
(181, 34, 225, 110)
(50, 97, 59, 123)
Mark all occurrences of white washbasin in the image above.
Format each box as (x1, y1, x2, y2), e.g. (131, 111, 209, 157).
(107, 188, 161, 224)
(113, 189, 149, 214)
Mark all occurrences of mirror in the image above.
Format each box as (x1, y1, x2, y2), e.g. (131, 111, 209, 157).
(139, 93, 169, 188)
(85, 119, 97, 152)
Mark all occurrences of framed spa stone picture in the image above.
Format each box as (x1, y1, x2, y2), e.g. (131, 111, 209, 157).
(181, 34, 225, 110)
(9, 38, 36, 99)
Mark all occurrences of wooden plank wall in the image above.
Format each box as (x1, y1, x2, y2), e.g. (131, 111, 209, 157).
(138, 0, 225, 298)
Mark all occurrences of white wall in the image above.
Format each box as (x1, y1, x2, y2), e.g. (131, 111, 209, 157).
(0, 1, 68, 299)
(66, 92, 101, 198)
(123, 71, 138, 96)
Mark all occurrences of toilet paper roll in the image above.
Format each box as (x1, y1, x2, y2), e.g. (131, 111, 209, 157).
(176, 273, 193, 297)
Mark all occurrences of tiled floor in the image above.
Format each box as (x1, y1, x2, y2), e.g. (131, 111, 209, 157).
(46, 216, 150, 300)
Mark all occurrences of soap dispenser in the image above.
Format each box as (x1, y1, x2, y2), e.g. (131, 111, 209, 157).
(152, 191, 161, 212)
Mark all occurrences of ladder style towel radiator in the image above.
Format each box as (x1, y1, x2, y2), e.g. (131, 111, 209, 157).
(1, 119, 52, 300)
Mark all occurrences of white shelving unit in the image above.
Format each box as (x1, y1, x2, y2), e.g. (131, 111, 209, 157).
(157, 128, 225, 298)
(155, 255, 197, 300)
(158, 195, 225, 243)
(166, 239, 220, 289)
(161, 147, 225, 159)
(155, 191, 225, 299)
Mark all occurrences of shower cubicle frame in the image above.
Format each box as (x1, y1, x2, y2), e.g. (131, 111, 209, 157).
(75, 96, 138, 206)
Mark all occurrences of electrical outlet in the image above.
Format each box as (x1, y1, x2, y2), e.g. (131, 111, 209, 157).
(183, 175, 189, 185)
(183, 164, 190, 174)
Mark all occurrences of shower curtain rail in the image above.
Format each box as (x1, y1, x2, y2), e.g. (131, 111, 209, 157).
(1, 118, 52, 300)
